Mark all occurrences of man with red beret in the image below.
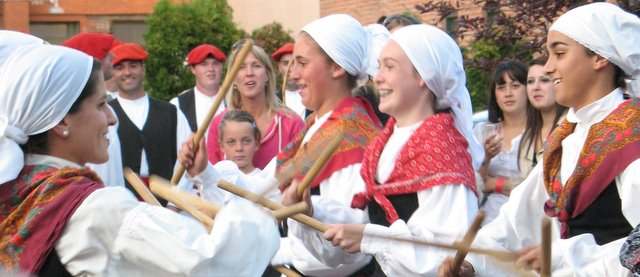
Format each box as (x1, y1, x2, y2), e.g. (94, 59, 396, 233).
(108, 43, 192, 204)
(170, 43, 226, 132)
(272, 42, 307, 119)
(63, 32, 125, 188)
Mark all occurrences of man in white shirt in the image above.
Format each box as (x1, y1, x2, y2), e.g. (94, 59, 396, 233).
(439, 3, 640, 276)
(272, 42, 308, 119)
(108, 43, 192, 205)
(170, 43, 227, 132)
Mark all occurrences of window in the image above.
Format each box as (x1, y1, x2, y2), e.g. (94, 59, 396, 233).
(111, 21, 148, 45)
(30, 22, 79, 44)
(445, 13, 458, 37)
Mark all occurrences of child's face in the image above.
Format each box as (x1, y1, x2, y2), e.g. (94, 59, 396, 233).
(220, 121, 259, 171)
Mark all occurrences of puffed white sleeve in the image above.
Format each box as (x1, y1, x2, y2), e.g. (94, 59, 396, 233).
(469, 164, 634, 276)
(286, 164, 373, 275)
(359, 185, 478, 276)
(56, 187, 280, 276)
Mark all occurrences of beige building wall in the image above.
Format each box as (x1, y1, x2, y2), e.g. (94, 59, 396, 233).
(228, 0, 320, 35)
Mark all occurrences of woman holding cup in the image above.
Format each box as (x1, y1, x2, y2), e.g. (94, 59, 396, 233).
(473, 60, 531, 224)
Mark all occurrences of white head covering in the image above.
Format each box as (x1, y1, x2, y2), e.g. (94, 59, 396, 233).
(390, 24, 484, 169)
(302, 14, 385, 80)
(0, 44, 93, 184)
(0, 31, 44, 67)
(550, 2, 640, 96)
(364, 24, 390, 77)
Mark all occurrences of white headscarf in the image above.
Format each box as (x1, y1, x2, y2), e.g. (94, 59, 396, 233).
(302, 14, 386, 80)
(0, 31, 45, 67)
(550, 2, 640, 96)
(0, 44, 93, 184)
(364, 24, 390, 77)
(390, 24, 484, 169)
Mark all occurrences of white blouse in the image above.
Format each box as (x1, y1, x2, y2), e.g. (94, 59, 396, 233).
(26, 154, 280, 276)
(469, 89, 639, 276)
(287, 118, 478, 276)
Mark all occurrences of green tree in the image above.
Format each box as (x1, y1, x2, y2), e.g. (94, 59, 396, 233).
(144, 0, 243, 101)
(250, 22, 293, 58)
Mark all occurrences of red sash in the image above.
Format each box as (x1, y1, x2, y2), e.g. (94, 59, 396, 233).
(0, 165, 103, 272)
(543, 99, 640, 238)
(352, 113, 476, 223)
(276, 96, 381, 190)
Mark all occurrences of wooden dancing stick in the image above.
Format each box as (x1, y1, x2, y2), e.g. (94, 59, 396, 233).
(149, 176, 220, 218)
(367, 233, 517, 262)
(452, 211, 486, 274)
(275, 265, 302, 277)
(541, 217, 552, 277)
(170, 40, 255, 185)
(123, 167, 161, 206)
(217, 179, 518, 263)
(281, 57, 294, 106)
(272, 202, 309, 220)
(217, 180, 329, 232)
(296, 133, 344, 197)
(149, 176, 217, 231)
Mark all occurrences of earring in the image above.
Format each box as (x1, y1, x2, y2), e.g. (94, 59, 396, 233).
(62, 129, 69, 137)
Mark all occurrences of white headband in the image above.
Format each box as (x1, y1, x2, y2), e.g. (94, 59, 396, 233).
(390, 24, 484, 169)
(550, 2, 640, 96)
(0, 44, 92, 184)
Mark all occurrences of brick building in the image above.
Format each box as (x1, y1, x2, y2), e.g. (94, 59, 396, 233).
(0, 0, 319, 44)
(320, 0, 485, 34)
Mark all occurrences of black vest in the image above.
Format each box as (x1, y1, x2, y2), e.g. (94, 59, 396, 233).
(38, 250, 72, 277)
(361, 193, 419, 277)
(110, 98, 177, 205)
(567, 181, 633, 245)
(177, 89, 198, 132)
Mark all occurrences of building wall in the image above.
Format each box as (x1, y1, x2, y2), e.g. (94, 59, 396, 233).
(1, 0, 318, 44)
(320, 0, 484, 30)
(228, 0, 319, 35)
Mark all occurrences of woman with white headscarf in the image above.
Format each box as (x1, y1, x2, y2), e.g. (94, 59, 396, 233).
(274, 13, 384, 276)
(282, 24, 482, 276)
(0, 44, 278, 276)
(439, 2, 640, 276)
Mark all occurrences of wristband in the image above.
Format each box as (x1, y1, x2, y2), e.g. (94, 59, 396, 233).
(495, 177, 506, 194)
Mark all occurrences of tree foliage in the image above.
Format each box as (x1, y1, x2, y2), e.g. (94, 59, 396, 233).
(251, 22, 293, 57)
(416, 0, 593, 110)
(144, 0, 243, 100)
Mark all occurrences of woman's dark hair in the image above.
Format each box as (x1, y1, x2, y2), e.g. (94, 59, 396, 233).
(22, 59, 102, 154)
(584, 48, 627, 89)
(382, 14, 421, 31)
(487, 59, 529, 123)
(517, 57, 567, 168)
(218, 110, 261, 143)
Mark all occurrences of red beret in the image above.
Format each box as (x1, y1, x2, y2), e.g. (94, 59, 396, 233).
(187, 44, 226, 65)
(271, 42, 294, 61)
(63, 33, 122, 60)
(110, 43, 148, 65)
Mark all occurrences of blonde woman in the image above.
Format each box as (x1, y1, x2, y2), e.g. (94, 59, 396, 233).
(207, 41, 304, 169)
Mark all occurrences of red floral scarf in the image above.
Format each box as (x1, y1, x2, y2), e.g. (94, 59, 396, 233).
(276, 96, 381, 190)
(352, 113, 477, 224)
(544, 99, 640, 238)
(0, 165, 102, 273)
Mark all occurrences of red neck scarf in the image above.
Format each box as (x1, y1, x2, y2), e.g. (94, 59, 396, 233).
(0, 165, 103, 273)
(544, 99, 640, 238)
(276, 96, 381, 190)
(352, 113, 477, 223)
